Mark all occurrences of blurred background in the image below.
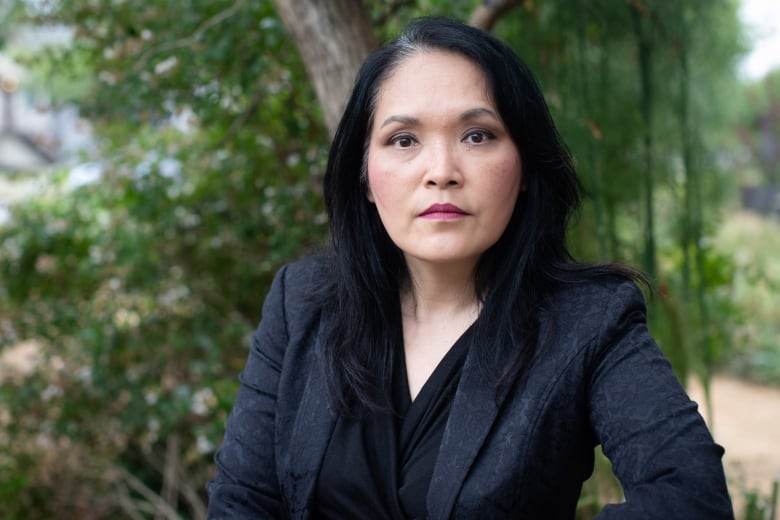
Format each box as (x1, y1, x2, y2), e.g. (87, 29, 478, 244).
(0, 0, 778, 518)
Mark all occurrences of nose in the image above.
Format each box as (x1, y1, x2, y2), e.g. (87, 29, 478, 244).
(423, 141, 462, 188)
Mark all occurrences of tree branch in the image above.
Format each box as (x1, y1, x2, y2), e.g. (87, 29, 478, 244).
(131, 0, 246, 75)
(115, 483, 150, 520)
(469, 0, 524, 31)
(108, 465, 182, 520)
(139, 439, 208, 520)
(158, 433, 180, 520)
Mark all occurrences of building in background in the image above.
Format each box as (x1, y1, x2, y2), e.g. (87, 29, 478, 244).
(0, 24, 93, 223)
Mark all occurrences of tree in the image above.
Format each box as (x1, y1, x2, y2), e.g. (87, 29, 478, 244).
(270, 0, 525, 134)
(737, 71, 780, 213)
(271, 0, 378, 135)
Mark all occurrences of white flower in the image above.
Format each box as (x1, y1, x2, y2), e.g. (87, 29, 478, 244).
(98, 71, 117, 85)
(114, 308, 141, 329)
(191, 387, 216, 416)
(196, 434, 215, 455)
(41, 384, 63, 401)
(145, 391, 159, 406)
(75, 366, 92, 383)
(154, 56, 179, 76)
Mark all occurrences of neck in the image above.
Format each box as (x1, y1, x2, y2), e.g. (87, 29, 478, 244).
(402, 256, 480, 322)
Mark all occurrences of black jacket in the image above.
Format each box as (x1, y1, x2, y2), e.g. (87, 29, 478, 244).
(207, 256, 733, 519)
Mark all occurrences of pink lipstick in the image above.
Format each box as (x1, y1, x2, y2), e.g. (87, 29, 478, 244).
(419, 203, 469, 220)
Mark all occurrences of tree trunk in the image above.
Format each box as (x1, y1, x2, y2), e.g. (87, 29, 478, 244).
(272, 0, 379, 136)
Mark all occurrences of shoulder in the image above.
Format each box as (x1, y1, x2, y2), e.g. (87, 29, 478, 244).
(275, 251, 332, 296)
(545, 276, 646, 322)
(261, 251, 334, 333)
(538, 276, 648, 353)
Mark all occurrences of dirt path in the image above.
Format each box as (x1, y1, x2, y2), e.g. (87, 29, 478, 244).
(688, 375, 780, 514)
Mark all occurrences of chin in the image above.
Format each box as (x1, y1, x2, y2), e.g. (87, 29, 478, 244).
(404, 250, 484, 266)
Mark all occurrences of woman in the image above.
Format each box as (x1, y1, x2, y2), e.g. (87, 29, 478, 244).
(207, 17, 733, 519)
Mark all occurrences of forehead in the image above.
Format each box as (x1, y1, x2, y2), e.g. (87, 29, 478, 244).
(373, 51, 494, 115)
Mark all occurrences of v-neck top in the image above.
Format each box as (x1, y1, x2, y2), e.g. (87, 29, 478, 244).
(313, 326, 473, 519)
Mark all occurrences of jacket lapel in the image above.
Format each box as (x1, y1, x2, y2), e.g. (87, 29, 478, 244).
(426, 342, 510, 520)
(283, 333, 337, 519)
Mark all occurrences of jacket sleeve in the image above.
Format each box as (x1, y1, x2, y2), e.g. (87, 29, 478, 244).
(207, 265, 290, 519)
(589, 282, 734, 519)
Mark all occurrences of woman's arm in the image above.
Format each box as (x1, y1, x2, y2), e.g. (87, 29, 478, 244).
(207, 265, 290, 519)
(588, 282, 734, 519)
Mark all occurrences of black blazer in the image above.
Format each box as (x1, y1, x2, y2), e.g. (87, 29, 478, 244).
(207, 256, 733, 519)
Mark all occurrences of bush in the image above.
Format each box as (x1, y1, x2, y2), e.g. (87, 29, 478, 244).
(0, 122, 327, 517)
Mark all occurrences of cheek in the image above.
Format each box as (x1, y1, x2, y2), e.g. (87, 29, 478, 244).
(365, 156, 395, 206)
(492, 157, 523, 209)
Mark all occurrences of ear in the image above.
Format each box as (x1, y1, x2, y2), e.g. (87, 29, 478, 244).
(365, 179, 375, 203)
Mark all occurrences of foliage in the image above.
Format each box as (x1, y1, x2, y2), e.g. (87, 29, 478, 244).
(488, 0, 745, 391)
(732, 69, 780, 191)
(711, 67, 780, 387)
(0, 1, 24, 45)
(738, 478, 779, 520)
(0, 120, 326, 516)
(2, 1, 327, 516)
(713, 211, 780, 384)
(0, 0, 751, 517)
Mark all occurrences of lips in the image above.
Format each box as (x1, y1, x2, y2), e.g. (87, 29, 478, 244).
(419, 203, 469, 219)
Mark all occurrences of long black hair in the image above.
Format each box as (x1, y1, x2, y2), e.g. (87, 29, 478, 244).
(322, 17, 641, 411)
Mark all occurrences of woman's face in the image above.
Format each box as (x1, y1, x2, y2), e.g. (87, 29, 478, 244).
(366, 50, 522, 271)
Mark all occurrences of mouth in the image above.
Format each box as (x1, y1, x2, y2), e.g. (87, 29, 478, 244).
(419, 203, 469, 220)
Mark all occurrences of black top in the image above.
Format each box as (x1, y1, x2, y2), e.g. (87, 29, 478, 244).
(314, 327, 473, 519)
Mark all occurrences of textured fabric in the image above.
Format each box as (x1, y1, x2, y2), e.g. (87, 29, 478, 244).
(314, 324, 471, 520)
(207, 255, 734, 519)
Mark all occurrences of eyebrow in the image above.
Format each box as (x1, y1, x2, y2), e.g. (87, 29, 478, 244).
(379, 115, 420, 129)
(459, 107, 499, 122)
(378, 107, 499, 129)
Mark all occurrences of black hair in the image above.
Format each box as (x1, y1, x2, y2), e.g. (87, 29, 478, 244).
(322, 17, 641, 411)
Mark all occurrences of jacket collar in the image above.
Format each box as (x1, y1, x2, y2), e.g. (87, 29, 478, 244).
(283, 330, 338, 520)
(426, 339, 509, 520)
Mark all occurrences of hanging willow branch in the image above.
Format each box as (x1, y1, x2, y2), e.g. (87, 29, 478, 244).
(631, 6, 657, 282)
(677, 23, 718, 426)
(573, 3, 608, 261)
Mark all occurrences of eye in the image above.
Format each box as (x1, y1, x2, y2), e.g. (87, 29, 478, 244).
(463, 130, 494, 145)
(389, 134, 417, 149)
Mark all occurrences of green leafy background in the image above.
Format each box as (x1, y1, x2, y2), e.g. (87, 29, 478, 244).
(1, 0, 777, 518)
